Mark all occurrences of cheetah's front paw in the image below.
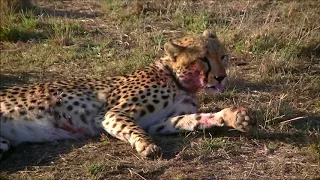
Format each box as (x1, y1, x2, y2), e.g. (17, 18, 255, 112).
(133, 139, 162, 158)
(222, 107, 255, 132)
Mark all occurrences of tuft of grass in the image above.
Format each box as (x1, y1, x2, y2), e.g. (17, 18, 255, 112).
(174, 174, 185, 180)
(300, 139, 320, 161)
(0, 6, 42, 42)
(174, 11, 210, 33)
(151, 32, 166, 51)
(0, 4, 84, 44)
(199, 137, 228, 151)
(103, 0, 123, 12)
(87, 163, 105, 176)
(120, 14, 141, 28)
(45, 20, 85, 46)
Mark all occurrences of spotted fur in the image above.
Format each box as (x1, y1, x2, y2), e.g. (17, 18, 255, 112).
(0, 30, 255, 158)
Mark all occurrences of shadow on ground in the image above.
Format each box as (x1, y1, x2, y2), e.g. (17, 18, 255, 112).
(0, 73, 37, 88)
(35, 7, 101, 19)
(1, 126, 317, 174)
(0, 138, 92, 173)
(0, 135, 187, 173)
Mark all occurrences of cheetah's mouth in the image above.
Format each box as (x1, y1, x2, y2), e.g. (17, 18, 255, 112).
(205, 84, 224, 93)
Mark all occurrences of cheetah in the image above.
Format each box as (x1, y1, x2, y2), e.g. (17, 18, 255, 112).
(0, 30, 255, 158)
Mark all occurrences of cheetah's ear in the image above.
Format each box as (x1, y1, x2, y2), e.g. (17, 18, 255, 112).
(203, 30, 217, 39)
(164, 41, 185, 60)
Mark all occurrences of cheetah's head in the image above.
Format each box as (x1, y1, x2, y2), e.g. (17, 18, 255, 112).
(164, 30, 229, 93)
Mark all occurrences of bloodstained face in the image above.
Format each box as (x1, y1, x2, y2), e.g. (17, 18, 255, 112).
(164, 30, 229, 94)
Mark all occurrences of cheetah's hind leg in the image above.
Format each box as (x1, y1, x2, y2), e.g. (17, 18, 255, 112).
(0, 136, 11, 159)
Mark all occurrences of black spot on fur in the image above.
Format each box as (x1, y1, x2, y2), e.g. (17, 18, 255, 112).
(109, 113, 115, 119)
(120, 124, 126, 129)
(163, 102, 168, 108)
(67, 105, 73, 111)
(132, 97, 138, 102)
(30, 99, 37, 103)
(123, 95, 129, 99)
(80, 114, 87, 124)
(110, 99, 115, 104)
(112, 123, 116, 128)
(73, 101, 79, 106)
(19, 111, 26, 116)
(162, 95, 169, 99)
(140, 110, 146, 117)
(152, 99, 160, 104)
(121, 103, 128, 108)
(38, 106, 45, 111)
(147, 104, 155, 113)
(56, 101, 62, 107)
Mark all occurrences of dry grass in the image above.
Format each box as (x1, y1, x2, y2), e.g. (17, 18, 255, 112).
(0, 0, 319, 179)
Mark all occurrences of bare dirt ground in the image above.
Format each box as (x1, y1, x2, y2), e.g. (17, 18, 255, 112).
(0, 0, 319, 179)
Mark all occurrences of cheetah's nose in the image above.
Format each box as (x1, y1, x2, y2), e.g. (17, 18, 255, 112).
(215, 76, 226, 83)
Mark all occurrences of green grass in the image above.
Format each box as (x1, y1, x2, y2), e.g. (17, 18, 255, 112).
(173, 10, 210, 33)
(198, 137, 228, 151)
(0, 9, 42, 42)
(45, 19, 85, 46)
(103, 0, 123, 12)
(151, 32, 166, 51)
(87, 163, 105, 176)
